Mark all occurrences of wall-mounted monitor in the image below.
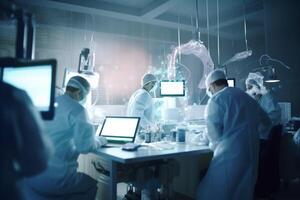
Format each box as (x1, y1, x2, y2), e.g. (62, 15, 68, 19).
(227, 78, 235, 87)
(1, 58, 57, 120)
(160, 80, 185, 97)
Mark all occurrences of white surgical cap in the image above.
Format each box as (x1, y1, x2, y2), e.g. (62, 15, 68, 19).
(245, 72, 267, 94)
(205, 69, 226, 88)
(141, 73, 157, 87)
(67, 76, 90, 98)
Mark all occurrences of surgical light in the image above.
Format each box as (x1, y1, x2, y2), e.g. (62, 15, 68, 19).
(265, 67, 280, 83)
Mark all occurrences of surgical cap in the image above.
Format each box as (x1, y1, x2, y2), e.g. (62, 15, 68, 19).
(245, 72, 264, 88)
(245, 72, 267, 94)
(205, 69, 226, 87)
(141, 73, 157, 87)
(67, 76, 90, 98)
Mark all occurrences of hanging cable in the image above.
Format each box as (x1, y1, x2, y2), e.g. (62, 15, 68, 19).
(177, 13, 181, 63)
(217, 0, 220, 65)
(190, 15, 195, 38)
(206, 0, 210, 52)
(195, 0, 200, 41)
(243, 0, 248, 51)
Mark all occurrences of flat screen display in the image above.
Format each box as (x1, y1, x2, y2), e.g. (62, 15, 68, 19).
(1, 59, 56, 120)
(160, 80, 185, 96)
(97, 116, 140, 143)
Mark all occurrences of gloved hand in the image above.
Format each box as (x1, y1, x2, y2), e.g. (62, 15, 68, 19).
(150, 123, 160, 133)
(95, 136, 107, 148)
(193, 133, 209, 145)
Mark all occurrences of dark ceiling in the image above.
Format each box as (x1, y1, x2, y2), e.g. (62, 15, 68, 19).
(16, 0, 265, 39)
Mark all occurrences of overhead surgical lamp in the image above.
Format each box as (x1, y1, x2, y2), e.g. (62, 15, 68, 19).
(265, 67, 280, 83)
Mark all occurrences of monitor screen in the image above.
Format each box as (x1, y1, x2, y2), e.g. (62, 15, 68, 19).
(160, 80, 185, 96)
(1, 59, 56, 120)
(227, 78, 235, 87)
(97, 117, 140, 143)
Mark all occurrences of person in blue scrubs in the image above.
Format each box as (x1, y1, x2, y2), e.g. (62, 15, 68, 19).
(24, 76, 107, 200)
(246, 72, 282, 197)
(197, 70, 271, 200)
(245, 72, 281, 140)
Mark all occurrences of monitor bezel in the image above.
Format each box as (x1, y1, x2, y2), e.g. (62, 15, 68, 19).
(160, 80, 185, 97)
(97, 116, 140, 144)
(0, 58, 57, 120)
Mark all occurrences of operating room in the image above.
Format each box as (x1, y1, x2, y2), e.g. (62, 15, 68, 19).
(1, 0, 300, 200)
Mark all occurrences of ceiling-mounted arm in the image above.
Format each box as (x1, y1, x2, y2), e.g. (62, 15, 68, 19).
(167, 40, 214, 88)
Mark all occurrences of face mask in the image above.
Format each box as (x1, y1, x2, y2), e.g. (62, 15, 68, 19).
(206, 88, 213, 98)
(150, 83, 157, 92)
(79, 96, 87, 106)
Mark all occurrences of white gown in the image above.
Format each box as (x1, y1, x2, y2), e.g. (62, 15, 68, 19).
(127, 89, 154, 129)
(197, 87, 271, 200)
(24, 94, 105, 200)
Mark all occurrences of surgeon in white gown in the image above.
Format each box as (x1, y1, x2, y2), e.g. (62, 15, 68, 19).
(24, 76, 107, 200)
(196, 70, 271, 200)
(127, 73, 158, 129)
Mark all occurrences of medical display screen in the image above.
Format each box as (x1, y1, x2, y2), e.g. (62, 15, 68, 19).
(160, 80, 185, 96)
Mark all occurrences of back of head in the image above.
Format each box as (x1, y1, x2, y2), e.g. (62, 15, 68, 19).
(205, 69, 228, 87)
(66, 76, 90, 101)
(141, 73, 157, 87)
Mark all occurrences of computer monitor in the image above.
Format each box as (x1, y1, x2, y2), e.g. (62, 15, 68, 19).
(160, 80, 185, 97)
(97, 116, 140, 143)
(227, 78, 235, 87)
(1, 59, 57, 120)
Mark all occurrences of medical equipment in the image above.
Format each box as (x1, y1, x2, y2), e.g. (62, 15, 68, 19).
(78, 48, 95, 74)
(177, 128, 186, 143)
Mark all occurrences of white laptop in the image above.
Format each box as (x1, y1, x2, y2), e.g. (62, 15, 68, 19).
(96, 116, 140, 145)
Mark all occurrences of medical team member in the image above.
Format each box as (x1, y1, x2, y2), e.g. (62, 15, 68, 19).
(0, 82, 52, 200)
(197, 70, 271, 200)
(127, 73, 158, 129)
(24, 76, 107, 200)
(245, 72, 282, 197)
(245, 72, 281, 140)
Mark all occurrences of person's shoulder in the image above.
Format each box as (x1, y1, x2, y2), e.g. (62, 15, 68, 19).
(214, 87, 253, 104)
(0, 82, 32, 105)
(58, 94, 85, 112)
(136, 89, 151, 99)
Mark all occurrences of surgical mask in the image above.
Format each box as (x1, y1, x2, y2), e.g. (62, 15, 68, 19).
(79, 96, 87, 106)
(150, 83, 157, 92)
(206, 88, 213, 98)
